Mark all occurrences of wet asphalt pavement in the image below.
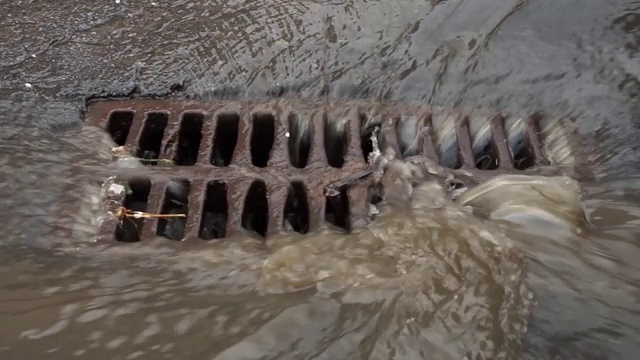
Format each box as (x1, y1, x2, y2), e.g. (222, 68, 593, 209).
(2, 1, 638, 122)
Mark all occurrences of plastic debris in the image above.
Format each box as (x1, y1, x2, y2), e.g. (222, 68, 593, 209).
(111, 146, 130, 157)
(108, 183, 125, 196)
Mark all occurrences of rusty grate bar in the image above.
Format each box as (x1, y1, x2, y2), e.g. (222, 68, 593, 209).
(86, 99, 550, 243)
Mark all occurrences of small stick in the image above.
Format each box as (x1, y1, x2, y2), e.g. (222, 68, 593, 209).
(324, 126, 382, 197)
(324, 167, 373, 196)
(137, 158, 175, 164)
(115, 207, 186, 221)
(323, 126, 380, 196)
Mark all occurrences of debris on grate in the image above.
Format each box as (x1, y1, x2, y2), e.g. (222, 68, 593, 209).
(86, 99, 555, 243)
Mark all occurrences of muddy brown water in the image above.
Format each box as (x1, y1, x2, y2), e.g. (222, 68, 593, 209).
(3, 116, 640, 360)
(2, 0, 640, 359)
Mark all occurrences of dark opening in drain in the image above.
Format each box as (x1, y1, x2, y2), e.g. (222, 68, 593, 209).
(212, 113, 240, 167)
(106, 111, 134, 146)
(441, 143, 462, 170)
(137, 112, 169, 165)
(115, 178, 151, 242)
(368, 182, 384, 220)
(250, 113, 275, 167)
(157, 180, 190, 241)
(325, 187, 350, 231)
(175, 112, 204, 166)
(200, 181, 228, 240)
(288, 113, 311, 168)
(242, 180, 269, 237)
(396, 115, 422, 158)
(369, 183, 384, 206)
(360, 114, 383, 163)
(283, 182, 309, 234)
(324, 115, 348, 168)
(512, 142, 536, 170)
(475, 142, 499, 170)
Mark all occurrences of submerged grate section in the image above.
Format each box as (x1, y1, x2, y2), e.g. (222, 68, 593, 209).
(87, 99, 553, 243)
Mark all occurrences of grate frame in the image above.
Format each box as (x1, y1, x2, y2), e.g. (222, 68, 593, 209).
(85, 98, 552, 243)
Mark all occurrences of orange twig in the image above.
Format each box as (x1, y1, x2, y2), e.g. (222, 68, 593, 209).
(115, 207, 186, 221)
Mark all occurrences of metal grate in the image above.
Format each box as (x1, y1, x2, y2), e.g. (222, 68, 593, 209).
(86, 99, 549, 242)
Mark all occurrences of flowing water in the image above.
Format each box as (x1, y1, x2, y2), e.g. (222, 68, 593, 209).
(1, 0, 640, 359)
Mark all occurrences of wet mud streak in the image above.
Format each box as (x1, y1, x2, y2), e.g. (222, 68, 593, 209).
(321, 13, 334, 102)
(465, 0, 530, 70)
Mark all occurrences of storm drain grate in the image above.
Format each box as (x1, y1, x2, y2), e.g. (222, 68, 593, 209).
(86, 99, 550, 242)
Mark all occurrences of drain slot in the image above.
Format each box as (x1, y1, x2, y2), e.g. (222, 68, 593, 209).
(200, 181, 228, 240)
(106, 111, 134, 146)
(283, 182, 309, 234)
(325, 188, 350, 231)
(360, 115, 382, 163)
(507, 128, 536, 170)
(288, 113, 311, 168)
(396, 115, 421, 158)
(212, 113, 240, 167)
(115, 178, 151, 242)
(512, 142, 536, 170)
(369, 182, 384, 205)
(242, 180, 269, 237)
(442, 149, 461, 169)
(438, 135, 462, 169)
(368, 182, 384, 220)
(157, 180, 190, 241)
(475, 142, 499, 170)
(324, 115, 349, 168)
(250, 113, 275, 167)
(175, 112, 204, 166)
(137, 112, 169, 165)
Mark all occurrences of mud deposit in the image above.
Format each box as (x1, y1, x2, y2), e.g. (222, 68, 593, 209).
(1, 0, 640, 359)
